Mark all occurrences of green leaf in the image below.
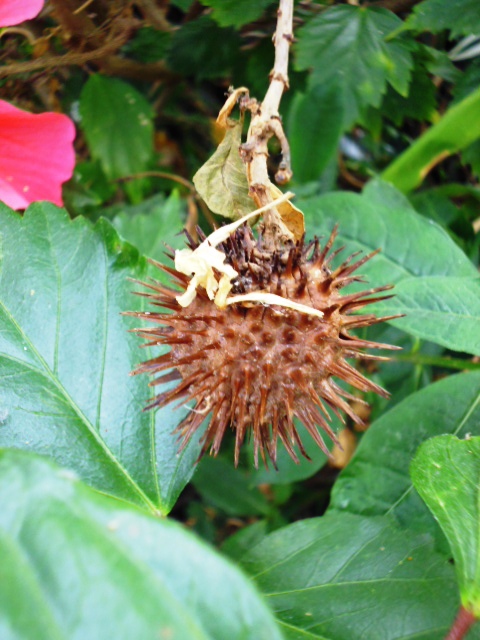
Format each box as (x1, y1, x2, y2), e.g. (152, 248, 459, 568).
(410, 188, 464, 227)
(300, 182, 480, 352)
(167, 15, 239, 80)
(111, 191, 187, 262)
(454, 58, 480, 105)
(463, 139, 480, 180)
(381, 86, 480, 192)
(79, 75, 154, 181)
(412, 435, 480, 616)
(380, 64, 437, 126)
(199, 0, 274, 28)
(0, 202, 204, 515)
(423, 45, 462, 83)
(64, 160, 116, 212)
(122, 26, 171, 63)
(299, 184, 477, 286)
(295, 6, 413, 125)
(288, 84, 345, 184)
(193, 456, 272, 517)
(222, 520, 269, 561)
(242, 511, 463, 639)
(330, 371, 480, 540)
(372, 276, 480, 356)
(193, 123, 255, 219)
(405, 0, 480, 37)
(0, 449, 284, 640)
(171, 0, 193, 10)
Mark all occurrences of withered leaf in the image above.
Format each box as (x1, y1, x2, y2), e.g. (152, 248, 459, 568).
(269, 184, 305, 242)
(193, 122, 255, 220)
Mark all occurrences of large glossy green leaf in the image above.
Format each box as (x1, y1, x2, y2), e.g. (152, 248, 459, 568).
(412, 435, 480, 616)
(295, 6, 413, 125)
(371, 276, 480, 355)
(299, 184, 478, 352)
(241, 511, 469, 640)
(330, 372, 480, 541)
(0, 449, 283, 640)
(299, 184, 477, 285)
(0, 202, 204, 514)
(79, 74, 154, 181)
(405, 0, 480, 37)
(381, 86, 480, 192)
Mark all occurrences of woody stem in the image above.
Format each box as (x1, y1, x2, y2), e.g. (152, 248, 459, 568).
(242, 0, 294, 248)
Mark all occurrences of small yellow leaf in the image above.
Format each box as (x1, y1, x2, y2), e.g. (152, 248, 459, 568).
(216, 87, 249, 129)
(270, 184, 305, 241)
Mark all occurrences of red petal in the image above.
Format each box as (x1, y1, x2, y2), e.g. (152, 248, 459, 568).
(0, 101, 76, 210)
(0, 0, 44, 26)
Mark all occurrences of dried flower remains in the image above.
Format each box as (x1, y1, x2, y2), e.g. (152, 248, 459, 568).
(129, 204, 399, 468)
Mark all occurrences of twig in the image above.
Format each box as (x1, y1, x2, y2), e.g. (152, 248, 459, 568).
(0, 27, 37, 45)
(445, 606, 477, 640)
(135, 0, 171, 32)
(73, 0, 96, 15)
(116, 171, 195, 193)
(0, 33, 128, 77)
(240, 0, 295, 248)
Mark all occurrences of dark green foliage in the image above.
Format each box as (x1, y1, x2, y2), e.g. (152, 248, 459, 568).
(166, 15, 240, 80)
(199, 0, 275, 28)
(406, 0, 480, 37)
(2, 1, 480, 638)
(295, 6, 413, 125)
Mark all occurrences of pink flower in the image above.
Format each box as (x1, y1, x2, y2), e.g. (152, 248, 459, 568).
(0, 101, 76, 209)
(0, 0, 44, 27)
(0, 1, 76, 209)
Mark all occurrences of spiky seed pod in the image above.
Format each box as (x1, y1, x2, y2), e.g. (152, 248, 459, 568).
(130, 225, 399, 468)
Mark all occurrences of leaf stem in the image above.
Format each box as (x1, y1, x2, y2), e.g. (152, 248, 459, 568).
(390, 353, 480, 371)
(445, 606, 477, 640)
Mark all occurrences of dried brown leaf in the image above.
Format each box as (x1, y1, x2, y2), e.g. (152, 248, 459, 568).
(269, 183, 305, 241)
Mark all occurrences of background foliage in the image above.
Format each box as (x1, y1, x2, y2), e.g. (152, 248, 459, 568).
(1, 0, 480, 638)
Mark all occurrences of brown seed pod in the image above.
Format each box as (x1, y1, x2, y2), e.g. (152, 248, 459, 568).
(129, 224, 399, 468)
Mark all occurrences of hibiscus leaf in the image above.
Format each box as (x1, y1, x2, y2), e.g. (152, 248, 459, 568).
(241, 511, 465, 639)
(0, 449, 284, 640)
(330, 371, 480, 544)
(0, 201, 204, 515)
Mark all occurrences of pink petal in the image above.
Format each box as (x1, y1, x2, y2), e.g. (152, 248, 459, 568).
(0, 101, 76, 210)
(0, 0, 44, 26)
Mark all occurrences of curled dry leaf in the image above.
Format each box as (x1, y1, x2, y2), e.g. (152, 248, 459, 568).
(269, 183, 304, 242)
(216, 87, 249, 129)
